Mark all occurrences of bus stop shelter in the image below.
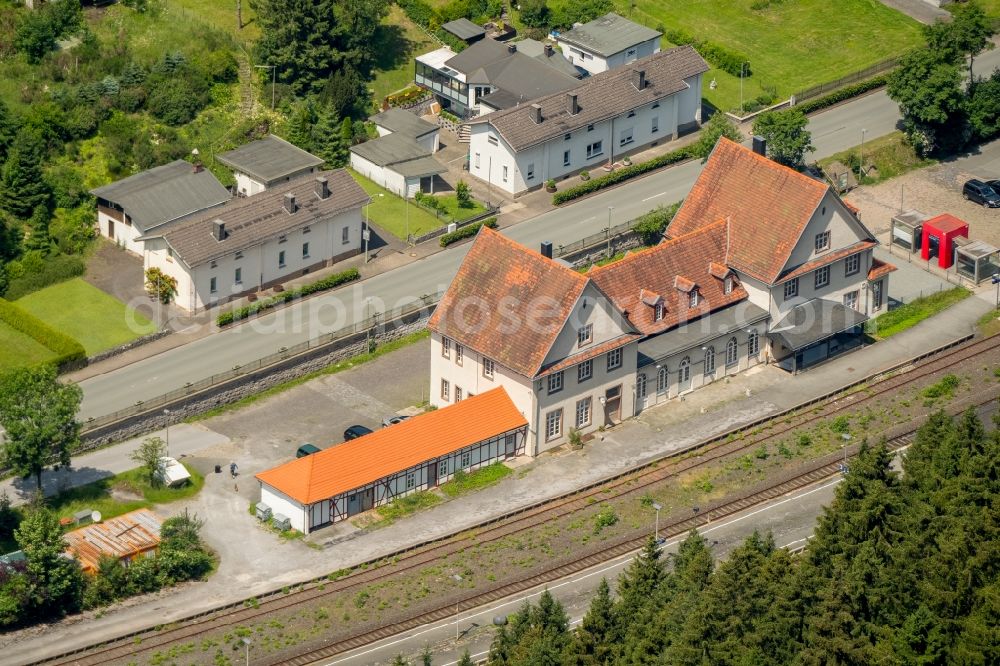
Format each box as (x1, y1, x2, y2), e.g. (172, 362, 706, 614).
(954, 237, 998, 284)
(890, 210, 928, 254)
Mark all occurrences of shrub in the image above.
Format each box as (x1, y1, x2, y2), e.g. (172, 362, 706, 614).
(455, 180, 472, 208)
(593, 507, 618, 534)
(0, 297, 86, 367)
(632, 201, 682, 245)
(438, 217, 498, 247)
(145, 267, 177, 304)
(663, 29, 750, 77)
(553, 147, 694, 204)
(385, 86, 430, 108)
(794, 75, 888, 115)
(216, 268, 361, 326)
(397, 0, 437, 28)
(3, 254, 86, 300)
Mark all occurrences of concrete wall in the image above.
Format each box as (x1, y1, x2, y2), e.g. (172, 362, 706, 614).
(259, 485, 308, 533)
(350, 153, 409, 197)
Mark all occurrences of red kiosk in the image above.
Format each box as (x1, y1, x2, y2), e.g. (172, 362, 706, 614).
(921, 213, 969, 269)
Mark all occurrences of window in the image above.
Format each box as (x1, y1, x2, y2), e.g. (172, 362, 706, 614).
(439, 460, 448, 477)
(564, 133, 571, 141)
(167, 247, 173, 260)
(578, 359, 593, 383)
(488, 134, 498, 146)
(636, 373, 647, 399)
(626, 48, 637, 58)
(210, 260, 218, 269)
(526, 163, 535, 180)
(654, 302, 664, 321)
(651, 116, 659, 133)
(210, 277, 217, 294)
(704, 347, 716, 376)
(235, 251, 243, 260)
(502, 166, 508, 182)
(845, 253, 860, 276)
(626, 110, 636, 118)
(548, 371, 564, 395)
(689, 290, 699, 307)
(815, 231, 831, 252)
(278, 234, 287, 244)
(652, 101, 660, 109)
(843, 290, 859, 311)
(587, 124, 594, 132)
(586, 141, 603, 159)
(578, 324, 593, 347)
(440, 378, 450, 401)
(234, 267, 242, 284)
(455, 343, 463, 365)
(724, 276, 733, 294)
(726, 338, 738, 366)
(342, 226, 350, 245)
(784, 278, 799, 300)
(748, 330, 759, 358)
(815, 265, 830, 289)
(546, 410, 563, 441)
(619, 128, 634, 146)
(657, 366, 668, 393)
(563, 150, 571, 167)
(461, 451, 471, 468)
(575, 398, 592, 428)
(278, 250, 286, 268)
(406, 472, 415, 489)
(303, 225, 311, 234)
(441, 337, 451, 359)
(483, 357, 495, 379)
(302, 242, 310, 259)
(474, 152, 481, 169)
(873, 280, 884, 310)
(678, 358, 690, 386)
(607, 347, 622, 371)
(455, 386, 463, 402)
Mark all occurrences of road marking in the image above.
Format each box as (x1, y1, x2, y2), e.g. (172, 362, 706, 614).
(642, 192, 667, 202)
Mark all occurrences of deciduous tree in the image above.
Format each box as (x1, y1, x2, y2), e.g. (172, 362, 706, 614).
(751, 109, 814, 167)
(130, 436, 168, 487)
(14, 503, 85, 619)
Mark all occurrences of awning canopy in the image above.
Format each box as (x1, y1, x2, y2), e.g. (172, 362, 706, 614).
(770, 299, 868, 352)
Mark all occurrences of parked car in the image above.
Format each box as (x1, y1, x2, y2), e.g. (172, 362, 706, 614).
(962, 179, 1000, 207)
(296, 443, 321, 458)
(381, 415, 413, 428)
(988, 180, 1000, 197)
(344, 425, 374, 440)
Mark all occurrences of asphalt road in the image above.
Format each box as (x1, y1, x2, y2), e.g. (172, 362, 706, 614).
(78, 46, 1000, 420)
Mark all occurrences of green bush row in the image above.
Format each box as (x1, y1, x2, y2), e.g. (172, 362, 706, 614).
(552, 147, 694, 205)
(439, 217, 498, 247)
(0, 297, 86, 367)
(794, 75, 889, 115)
(3, 254, 86, 300)
(216, 268, 361, 327)
(663, 29, 750, 77)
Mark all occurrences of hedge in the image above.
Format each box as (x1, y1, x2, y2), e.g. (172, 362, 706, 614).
(552, 147, 694, 205)
(663, 29, 750, 77)
(4, 254, 86, 300)
(216, 267, 361, 327)
(439, 217, 498, 247)
(0, 297, 86, 368)
(397, 0, 437, 27)
(794, 75, 888, 115)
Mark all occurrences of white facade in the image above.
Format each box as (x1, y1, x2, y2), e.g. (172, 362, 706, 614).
(232, 166, 320, 198)
(145, 209, 362, 312)
(349, 153, 424, 199)
(467, 72, 702, 195)
(259, 485, 308, 534)
(373, 123, 441, 154)
(96, 206, 144, 254)
(558, 37, 660, 76)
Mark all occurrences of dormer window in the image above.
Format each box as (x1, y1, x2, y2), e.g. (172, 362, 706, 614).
(654, 302, 664, 321)
(724, 277, 733, 294)
(689, 291, 699, 307)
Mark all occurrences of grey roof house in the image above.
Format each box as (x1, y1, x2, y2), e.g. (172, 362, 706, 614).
(441, 18, 486, 44)
(555, 13, 662, 76)
(216, 135, 325, 197)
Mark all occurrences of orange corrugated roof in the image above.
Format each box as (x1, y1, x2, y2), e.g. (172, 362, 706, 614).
(63, 508, 162, 573)
(255, 388, 527, 504)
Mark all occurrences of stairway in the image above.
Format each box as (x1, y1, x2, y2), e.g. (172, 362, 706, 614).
(457, 123, 471, 143)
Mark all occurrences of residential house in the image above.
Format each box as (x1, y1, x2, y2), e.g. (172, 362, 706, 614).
(371, 108, 441, 153)
(466, 46, 707, 195)
(140, 170, 369, 312)
(555, 12, 662, 76)
(63, 508, 162, 574)
(90, 160, 230, 255)
(415, 38, 580, 117)
(441, 17, 486, 45)
(350, 108, 445, 198)
(667, 137, 895, 372)
(215, 135, 324, 197)
(428, 227, 640, 454)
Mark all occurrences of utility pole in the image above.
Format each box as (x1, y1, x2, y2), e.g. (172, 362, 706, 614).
(606, 206, 613, 258)
(859, 128, 867, 182)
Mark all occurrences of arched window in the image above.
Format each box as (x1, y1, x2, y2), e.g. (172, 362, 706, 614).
(704, 346, 716, 375)
(678, 357, 690, 384)
(726, 337, 738, 367)
(636, 373, 647, 399)
(747, 330, 760, 358)
(657, 366, 668, 393)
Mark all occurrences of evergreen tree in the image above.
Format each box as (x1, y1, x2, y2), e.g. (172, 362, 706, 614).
(311, 105, 349, 167)
(564, 578, 614, 665)
(0, 129, 50, 219)
(285, 99, 317, 152)
(23, 205, 51, 254)
(14, 503, 85, 620)
(611, 536, 665, 645)
(0, 100, 18, 164)
(456, 650, 473, 666)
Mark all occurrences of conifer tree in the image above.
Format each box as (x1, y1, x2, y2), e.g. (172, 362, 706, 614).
(0, 129, 50, 219)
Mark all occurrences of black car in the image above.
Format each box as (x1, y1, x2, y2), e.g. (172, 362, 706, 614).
(344, 425, 374, 440)
(962, 179, 1000, 208)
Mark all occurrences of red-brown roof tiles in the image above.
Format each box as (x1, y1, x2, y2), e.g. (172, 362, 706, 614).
(674, 275, 696, 292)
(775, 240, 877, 284)
(668, 138, 831, 285)
(868, 258, 897, 281)
(537, 333, 642, 378)
(589, 220, 747, 335)
(708, 262, 730, 279)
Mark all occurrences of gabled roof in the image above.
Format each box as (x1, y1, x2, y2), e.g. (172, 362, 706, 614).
(776, 240, 877, 284)
(428, 226, 589, 378)
(472, 51, 580, 102)
(668, 138, 838, 285)
(588, 220, 747, 335)
(152, 170, 368, 267)
(515, 38, 581, 79)
(256, 388, 527, 505)
(350, 132, 431, 167)
(556, 12, 662, 57)
(215, 135, 324, 184)
(63, 508, 162, 573)
(868, 258, 897, 281)
(370, 108, 439, 139)
(470, 46, 708, 152)
(442, 17, 485, 41)
(443, 36, 510, 73)
(90, 160, 230, 233)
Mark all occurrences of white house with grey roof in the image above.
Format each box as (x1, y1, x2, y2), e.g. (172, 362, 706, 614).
(555, 13, 662, 77)
(140, 170, 369, 312)
(90, 160, 231, 255)
(350, 109, 445, 198)
(466, 46, 707, 196)
(215, 135, 324, 197)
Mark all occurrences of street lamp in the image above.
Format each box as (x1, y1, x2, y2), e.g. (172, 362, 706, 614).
(606, 206, 613, 258)
(992, 273, 1000, 309)
(651, 502, 662, 543)
(859, 128, 867, 182)
(452, 574, 463, 640)
(242, 637, 251, 666)
(163, 409, 170, 457)
(840, 433, 851, 475)
(739, 62, 748, 114)
(254, 65, 276, 110)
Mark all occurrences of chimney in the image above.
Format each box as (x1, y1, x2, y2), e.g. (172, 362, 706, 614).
(566, 93, 579, 115)
(540, 241, 553, 259)
(315, 176, 330, 200)
(507, 43, 517, 54)
(631, 69, 646, 90)
(752, 135, 767, 156)
(530, 103, 543, 124)
(283, 193, 296, 214)
(212, 219, 226, 241)
(192, 162, 204, 173)
(544, 43, 554, 56)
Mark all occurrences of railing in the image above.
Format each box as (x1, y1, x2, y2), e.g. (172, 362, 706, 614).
(80, 292, 445, 433)
(793, 56, 899, 103)
(555, 218, 639, 258)
(408, 207, 499, 245)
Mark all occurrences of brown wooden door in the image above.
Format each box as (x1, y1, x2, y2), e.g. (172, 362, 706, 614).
(605, 385, 622, 424)
(107, 219, 115, 240)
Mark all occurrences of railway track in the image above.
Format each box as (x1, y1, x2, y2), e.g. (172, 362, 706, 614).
(39, 333, 1000, 666)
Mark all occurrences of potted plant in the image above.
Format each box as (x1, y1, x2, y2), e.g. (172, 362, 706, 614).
(580, 170, 590, 181)
(545, 179, 557, 192)
(622, 156, 632, 166)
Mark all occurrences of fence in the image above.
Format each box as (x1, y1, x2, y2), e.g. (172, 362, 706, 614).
(80, 292, 445, 434)
(408, 206, 499, 245)
(555, 218, 639, 258)
(793, 57, 899, 103)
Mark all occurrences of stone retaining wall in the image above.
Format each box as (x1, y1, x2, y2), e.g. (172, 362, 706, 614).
(85, 329, 172, 365)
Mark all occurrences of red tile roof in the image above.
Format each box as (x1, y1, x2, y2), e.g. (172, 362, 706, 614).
(256, 388, 527, 505)
(668, 138, 831, 285)
(775, 240, 877, 284)
(428, 227, 589, 377)
(868, 258, 897, 281)
(537, 333, 642, 378)
(588, 219, 747, 335)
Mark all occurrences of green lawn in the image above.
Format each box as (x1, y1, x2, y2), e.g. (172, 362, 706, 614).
(0, 321, 57, 371)
(866, 287, 971, 339)
(422, 192, 489, 223)
(573, 0, 925, 112)
(371, 6, 437, 107)
(819, 131, 937, 186)
(440, 462, 512, 498)
(16, 278, 157, 355)
(349, 170, 446, 240)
